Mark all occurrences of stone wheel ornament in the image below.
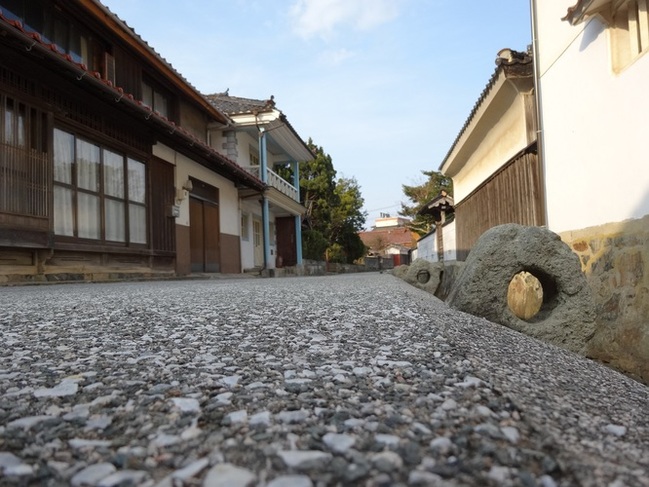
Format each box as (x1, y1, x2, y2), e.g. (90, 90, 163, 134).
(446, 224, 596, 354)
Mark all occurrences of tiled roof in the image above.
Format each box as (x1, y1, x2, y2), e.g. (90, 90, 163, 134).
(439, 48, 533, 172)
(358, 227, 418, 250)
(419, 191, 454, 217)
(205, 92, 314, 162)
(205, 92, 276, 116)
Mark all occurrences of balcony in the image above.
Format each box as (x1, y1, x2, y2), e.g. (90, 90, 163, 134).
(244, 166, 299, 202)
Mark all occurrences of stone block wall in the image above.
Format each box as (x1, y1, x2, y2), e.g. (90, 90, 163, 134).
(560, 214, 649, 382)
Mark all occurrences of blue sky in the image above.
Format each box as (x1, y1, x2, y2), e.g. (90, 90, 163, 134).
(100, 0, 532, 229)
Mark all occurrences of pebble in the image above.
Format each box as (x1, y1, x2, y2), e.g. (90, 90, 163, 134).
(375, 434, 401, 448)
(266, 475, 313, 487)
(33, 379, 80, 398)
(0, 275, 647, 487)
(203, 463, 256, 487)
(277, 450, 333, 470)
(171, 397, 201, 413)
(71, 463, 117, 487)
(226, 410, 248, 424)
(97, 469, 148, 487)
(501, 426, 521, 444)
(429, 437, 453, 453)
(371, 451, 404, 472)
(277, 409, 309, 424)
(603, 424, 627, 437)
(322, 433, 356, 453)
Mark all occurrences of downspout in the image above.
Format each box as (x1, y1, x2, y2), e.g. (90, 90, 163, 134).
(530, 0, 549, 226)
(293, 160, 303, 265)
(259, 128, 271, 270)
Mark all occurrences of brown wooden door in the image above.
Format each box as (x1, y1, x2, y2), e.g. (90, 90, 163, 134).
(204, 202, 220, 272)
(276, 216, 297, 267)
(189, 197, 205, 272)
(189, 197, 221, 272)
(150, 158, 175, 252)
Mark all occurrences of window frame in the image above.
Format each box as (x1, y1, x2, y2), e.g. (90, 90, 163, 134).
(3, 0, 106, 73)
(141, 77, 174, 120)
(241, 212, 250, 241)
(611, 0, 649, 71)
(52, 127, 148, 247)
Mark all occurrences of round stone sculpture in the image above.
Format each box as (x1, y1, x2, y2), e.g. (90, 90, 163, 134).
(403, 259, 443, 295)
(446, 224, 596, 354)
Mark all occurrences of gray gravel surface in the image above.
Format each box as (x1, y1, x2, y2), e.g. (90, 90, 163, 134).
(0, 273, 647, 487)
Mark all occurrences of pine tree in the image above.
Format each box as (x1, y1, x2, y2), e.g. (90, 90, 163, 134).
(400, 170, 453, 235)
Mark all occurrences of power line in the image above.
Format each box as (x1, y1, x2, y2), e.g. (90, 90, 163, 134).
(366, 203, 400, 212)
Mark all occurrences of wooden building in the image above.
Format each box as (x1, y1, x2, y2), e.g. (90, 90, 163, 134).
(0, 0, 266, 282)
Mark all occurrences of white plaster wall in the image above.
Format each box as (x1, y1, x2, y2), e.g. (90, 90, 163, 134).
(152, 143, 239, 235)
(537, 7, 649, 232)
(443, 220, 456, 262)
(452, 89, 530, 203)
(416, 232, 438, 262)
(235, 132, 259, 167)
(415, 221, 456, 263)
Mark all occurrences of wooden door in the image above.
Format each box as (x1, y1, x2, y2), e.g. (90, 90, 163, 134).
(189, 197, 221, 272)
(189, 197, 205, 272)
(204, 202, 220, 272)
(150, 158, 175, 252)
(276, 216, 297, 267)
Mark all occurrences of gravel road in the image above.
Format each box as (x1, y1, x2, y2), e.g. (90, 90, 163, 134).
(0, 273, 647, 486)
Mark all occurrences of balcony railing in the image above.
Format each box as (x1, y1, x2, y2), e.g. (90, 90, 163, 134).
(244, 166, 299, 202)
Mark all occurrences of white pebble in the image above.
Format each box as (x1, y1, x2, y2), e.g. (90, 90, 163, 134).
(323, 433, 356, 453)
(277, 450, 332, 470)
(266, 475, 313, 487)
(203, 463, 256, 487)
(71, 463, 117, 487)
(603, 424, 627, 437)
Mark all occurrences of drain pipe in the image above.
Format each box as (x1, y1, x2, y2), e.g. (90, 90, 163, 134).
(259, 128, 271, 271)
(293, 159, 303, 266)
(530, 0, 549, 226)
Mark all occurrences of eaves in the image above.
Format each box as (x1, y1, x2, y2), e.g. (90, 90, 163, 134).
(0, 13, 265, 191)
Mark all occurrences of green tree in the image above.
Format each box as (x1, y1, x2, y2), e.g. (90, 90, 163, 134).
(400, 169, 453, 236)
(330, 176, 367, 263)
(299, 140, 367, 263)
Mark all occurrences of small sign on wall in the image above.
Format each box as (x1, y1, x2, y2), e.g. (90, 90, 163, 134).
(169, 205, 180, 218)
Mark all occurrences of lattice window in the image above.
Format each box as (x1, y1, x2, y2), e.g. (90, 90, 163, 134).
(0, 95, 49, 217)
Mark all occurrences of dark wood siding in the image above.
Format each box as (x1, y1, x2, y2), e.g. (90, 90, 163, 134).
(150, 157, 175, 252)
(276, 216, 297, 267)
(113, 45, 142, 97)
(455, 145, 544, 260)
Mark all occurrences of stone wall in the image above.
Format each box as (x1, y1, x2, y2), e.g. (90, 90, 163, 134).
(560, 214, 649, 382)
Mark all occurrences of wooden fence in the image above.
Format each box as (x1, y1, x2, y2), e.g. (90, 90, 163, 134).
(455, 146, 545, 260)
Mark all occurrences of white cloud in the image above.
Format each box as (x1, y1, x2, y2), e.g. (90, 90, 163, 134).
(319, 47, 355, 66)
(289, 0, 401, 40)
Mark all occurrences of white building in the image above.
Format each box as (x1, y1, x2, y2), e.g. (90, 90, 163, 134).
(534, 0, 649, 232)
